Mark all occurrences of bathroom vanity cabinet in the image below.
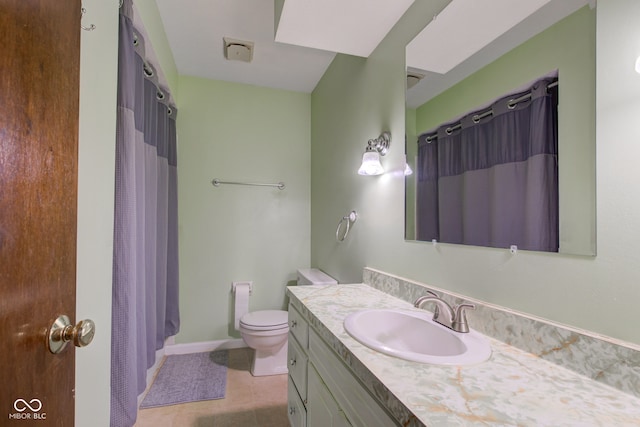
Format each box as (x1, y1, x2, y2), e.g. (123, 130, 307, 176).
(286, 279, 640, 426)
(287, 304, 397, 427)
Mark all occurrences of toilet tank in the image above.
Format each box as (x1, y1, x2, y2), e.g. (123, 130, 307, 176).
(297, 268, 337, 286)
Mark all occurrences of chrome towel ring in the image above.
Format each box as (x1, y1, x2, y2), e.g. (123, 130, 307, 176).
(336, 211, 358, 242)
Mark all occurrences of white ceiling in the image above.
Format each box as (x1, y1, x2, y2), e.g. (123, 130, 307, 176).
(154, 0, 414, 93)
(406, 0, 593, 108)
(407, 0, 555, 74)
(275, 0, 414, 58)
(154, 0, 593, 101)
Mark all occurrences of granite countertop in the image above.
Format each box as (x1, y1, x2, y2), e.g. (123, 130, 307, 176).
(287, 283, 640, 427)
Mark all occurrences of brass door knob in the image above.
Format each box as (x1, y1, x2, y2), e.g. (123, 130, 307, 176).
(48, 315, 96, 354)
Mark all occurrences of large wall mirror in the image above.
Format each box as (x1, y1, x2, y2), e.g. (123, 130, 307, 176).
(405, 0, 596, 256)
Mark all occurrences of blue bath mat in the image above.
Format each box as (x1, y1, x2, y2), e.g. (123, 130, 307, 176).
(140, 350, 228, 408)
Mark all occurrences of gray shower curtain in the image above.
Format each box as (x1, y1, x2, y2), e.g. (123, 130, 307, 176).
(111, 1, 180, 425)
(416, 77, 559, 252)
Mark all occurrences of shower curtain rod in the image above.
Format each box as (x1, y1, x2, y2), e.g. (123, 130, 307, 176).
(423, 80, 558, 143)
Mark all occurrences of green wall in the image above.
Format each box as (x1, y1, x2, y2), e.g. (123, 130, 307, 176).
(76, 0, 119, 425)
(412, 6, 596, 255)
(176, 76, 311, 343)
(311, 0, 640, 346)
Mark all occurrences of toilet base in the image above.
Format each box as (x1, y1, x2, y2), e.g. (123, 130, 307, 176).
(249, 341, 288, 376)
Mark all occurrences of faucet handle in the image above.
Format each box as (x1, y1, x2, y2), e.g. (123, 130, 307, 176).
(452, 303, 475, 333)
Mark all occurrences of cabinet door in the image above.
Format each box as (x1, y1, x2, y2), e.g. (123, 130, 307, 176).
(307, 364, 351, 427)
(288, 333, 309, 402)
(288, 376, 307, 427)
(308, 330, 399, 426)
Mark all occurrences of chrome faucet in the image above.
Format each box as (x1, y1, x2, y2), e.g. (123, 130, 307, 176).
(413, 292, 475, 333)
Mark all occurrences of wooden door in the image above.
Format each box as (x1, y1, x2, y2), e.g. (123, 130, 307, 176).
(0, 0, 82, 425)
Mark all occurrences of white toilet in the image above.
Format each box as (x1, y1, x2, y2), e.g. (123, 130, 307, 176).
(238, 268, 337, 376)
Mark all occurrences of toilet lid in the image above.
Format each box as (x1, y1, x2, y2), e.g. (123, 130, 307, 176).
(240, 310, 288, 331)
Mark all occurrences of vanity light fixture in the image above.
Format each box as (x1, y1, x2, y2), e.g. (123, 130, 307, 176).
(358, 131, 391, 176)
(635, 56, 640, 74)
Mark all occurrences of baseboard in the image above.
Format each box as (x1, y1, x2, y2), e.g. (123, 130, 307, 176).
(164, 338, 248, 355)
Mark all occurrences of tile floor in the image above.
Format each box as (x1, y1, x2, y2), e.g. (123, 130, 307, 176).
(134, 348, 289, 427)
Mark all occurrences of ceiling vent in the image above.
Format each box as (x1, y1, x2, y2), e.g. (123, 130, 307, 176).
(223, 37, 254, 63)
(406, 72, 425, 90)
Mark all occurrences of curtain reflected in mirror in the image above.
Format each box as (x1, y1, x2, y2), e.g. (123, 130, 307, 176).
(416, 76, 558, 252)
(405, 4, 596, 256)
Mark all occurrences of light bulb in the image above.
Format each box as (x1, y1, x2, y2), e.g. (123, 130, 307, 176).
(358, 152, 384, 175)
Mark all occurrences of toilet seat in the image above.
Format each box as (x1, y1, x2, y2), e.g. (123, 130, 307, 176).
(240, 310, 288, 331)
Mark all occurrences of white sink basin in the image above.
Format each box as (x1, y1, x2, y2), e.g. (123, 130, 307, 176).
(343, 308, 491, 366)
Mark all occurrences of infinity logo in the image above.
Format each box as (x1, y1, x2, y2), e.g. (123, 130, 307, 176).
(14, 399, 43, 412)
